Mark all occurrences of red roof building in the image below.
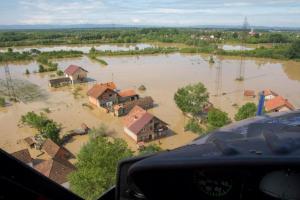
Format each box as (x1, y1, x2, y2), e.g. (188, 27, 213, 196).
(87, 82, 118, 108)
(118, 89, 139, 103)
(34, 158, 75, 188)
(123, 106, 168, 142)
(265, 96, 295, 112)
(263, 89, 278, 100)
(64, 65, 88, 83)
(11, 149, 33, 166)
(42, 139, 72, 160)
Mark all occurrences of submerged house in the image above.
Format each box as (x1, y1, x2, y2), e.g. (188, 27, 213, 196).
(265, 96, 295, 112)
(263, 89, 278, 101)
(42, 139, 72, 160)
(64, 64, 88, 83)
(123, 106, 168, 142)
(114, 96, 154, 117)
(34, 158, 75, 189)
(11, 149, 33, 167)
(118, 89, 139, 103)
(87, 82, 118, 110)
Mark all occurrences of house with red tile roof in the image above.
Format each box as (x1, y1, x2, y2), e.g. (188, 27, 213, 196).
(11, 149, 33, 167)
(265, 96, 295, 112)
(42, 139, 72, 160)
(87, 82, 118, 109)
(64, 64, 88, 84)
(123, 106, 168, 142)
(113, 96, 154, 117)
(244, 90, 256, 98)
(263, 89, 278, 101)
(118, 89, 139, 103)
(34, 158, 75, 189)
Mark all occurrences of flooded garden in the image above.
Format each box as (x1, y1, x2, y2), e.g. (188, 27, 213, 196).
(1, 43, 300, 156)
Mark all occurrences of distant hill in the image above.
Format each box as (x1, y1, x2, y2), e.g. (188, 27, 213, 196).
(0, 24, 299, 31)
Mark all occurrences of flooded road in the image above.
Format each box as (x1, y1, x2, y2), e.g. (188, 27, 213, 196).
(1, 50, 300, 156)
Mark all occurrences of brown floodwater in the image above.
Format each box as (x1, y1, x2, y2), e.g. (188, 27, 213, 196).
(1, 49, 300, 156)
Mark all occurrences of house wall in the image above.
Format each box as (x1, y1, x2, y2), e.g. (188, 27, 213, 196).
(265, 95, 276, 101)
(119, 95, 139, 103)
(65, 70, 87, 82)
(124, 127, 138, 142)
(99, 90, 118, 107)
(89, 96, 100, 107)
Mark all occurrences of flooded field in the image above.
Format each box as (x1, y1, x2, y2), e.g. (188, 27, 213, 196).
(1, 48, 300, 156)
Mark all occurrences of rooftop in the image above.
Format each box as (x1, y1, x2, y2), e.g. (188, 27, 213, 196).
(87, 82, 117, 99)
(11, 149, 32, 164)
(123, 105, 154, 135)
(64, 64, 88, 76)
(34, 158, 75, 184)
(263, 89, 278, 97)
(118, 89, 137, 98)
(265, 96, 295, 112)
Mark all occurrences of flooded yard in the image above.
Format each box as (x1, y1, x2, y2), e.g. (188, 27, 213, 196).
(1, 48, 300, 156)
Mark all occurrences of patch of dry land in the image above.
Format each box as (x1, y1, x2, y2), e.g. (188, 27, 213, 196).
(1, 49, 300, 159)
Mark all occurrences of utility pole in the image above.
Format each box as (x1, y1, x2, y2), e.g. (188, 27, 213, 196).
(4, 63, 17, 101)
(236, 17, 249, 81)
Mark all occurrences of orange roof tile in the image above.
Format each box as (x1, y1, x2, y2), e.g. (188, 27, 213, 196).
(87, 82, 117, 99)
(263, 89, 278, 97)
(244, 90, 255, 97)
(118, 89, 137, 98)
(11, 149, 32, 164)
(64, 65, 88, 75)
(265, 96, 295, 112)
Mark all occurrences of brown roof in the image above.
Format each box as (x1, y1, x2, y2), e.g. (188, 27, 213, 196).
(265, 96, 295, 112)
(34, 158, 75, 184)
(11, 149, 32, 164)
(64, 64, 88, 75)
(87, 82, 117, 99)
(24, 136, 35, 146)
(244, 90, 255, 97)
(114, 96, 154, 111)
(263, 89, 278, 97)
(118, 89, 137, 98)
(123, 106, 154, 135)
(42, 139, 60, 157)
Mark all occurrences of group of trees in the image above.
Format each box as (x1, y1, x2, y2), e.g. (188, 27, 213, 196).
(0, 28, 298, 48)
(21, 111, 61, 144)
(174, 82, 262, 135)
(0, 97, 5, 107)
(174, 82, 231, 134)
(68, 125, 162, 200)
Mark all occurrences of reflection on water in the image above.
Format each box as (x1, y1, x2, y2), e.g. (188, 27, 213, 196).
(1, 50, 300, 154)
(0, 43, 154, 53)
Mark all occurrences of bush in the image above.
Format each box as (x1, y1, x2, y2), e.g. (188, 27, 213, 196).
(207, 108, 231, 128)
(38, 64, 45, 73)
(25, 69, 30, 75)
(89, 125, 108, 139)
(21, 111, 61, 144)
(139, 144, 162, 155)
(56, 69, 64, 76)
(234, 103, 257, 121)
(184, 118, 203, 134)
(0, 97, 5, 107)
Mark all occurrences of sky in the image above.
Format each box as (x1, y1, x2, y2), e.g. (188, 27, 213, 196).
(0, 0, 300, 27)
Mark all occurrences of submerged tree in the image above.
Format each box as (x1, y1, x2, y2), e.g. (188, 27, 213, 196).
(174, 82, 209, 116)
(69, 136, 133, 200)
(235, 103, 257, 121)
(207, 108, 231, 129)
(139, 144, 162, 155)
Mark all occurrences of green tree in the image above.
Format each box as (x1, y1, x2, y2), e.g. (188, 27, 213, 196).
(69, 136, 133, 200)
(174, 82, 209, 116)
(286, 40, 300, 59)
(234, 103, 257, 121)
(0, 97, 5, 107)
(25, 69, 30, 75)
(139, 144, 162, 155)
(89, 125, 108, 139)
(207, 108, 231, 128)
(41, 122, 61, 144)
(184, 118, 203, 134)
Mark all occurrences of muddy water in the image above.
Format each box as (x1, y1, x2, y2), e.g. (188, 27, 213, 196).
(1, 51, 300, 156)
